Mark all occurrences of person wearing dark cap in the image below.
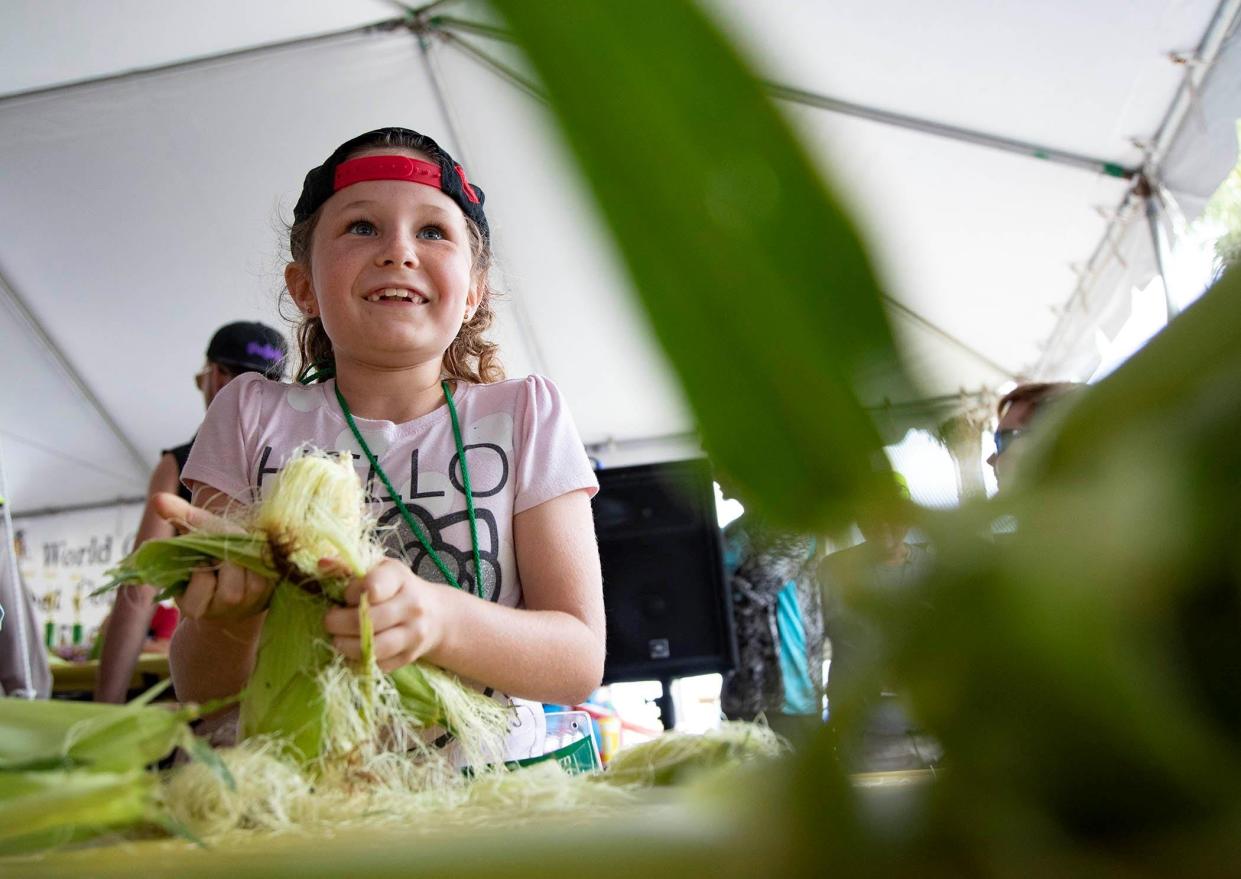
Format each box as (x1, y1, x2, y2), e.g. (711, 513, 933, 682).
(95, 322, 286, 703)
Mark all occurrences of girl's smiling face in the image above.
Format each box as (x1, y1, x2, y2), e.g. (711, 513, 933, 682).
(287, 148, 481, 374)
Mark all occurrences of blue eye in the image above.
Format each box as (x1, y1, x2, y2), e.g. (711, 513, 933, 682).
(347, 219, 376, 235)
(418, 225, 445, 241)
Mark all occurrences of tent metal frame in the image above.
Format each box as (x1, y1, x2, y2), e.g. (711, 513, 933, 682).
(423, 5, 1240, 384)
(414, 27, 553, 377)
(1038, 0, 1241, 374)
(0, 0, 1234, 478)
(8, 495, 146, 521)
(425, 13, 1140, 181)
(426, 24, 1022, 382)
(0, 266, 148, 474)
(0, 16, 410, 107)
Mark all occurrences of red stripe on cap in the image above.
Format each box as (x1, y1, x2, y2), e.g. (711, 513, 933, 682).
(454, 163, 481, 204)
(333, 155, 443, 192)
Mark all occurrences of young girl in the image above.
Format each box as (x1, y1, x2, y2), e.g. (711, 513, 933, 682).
(161, 128, 605, 759)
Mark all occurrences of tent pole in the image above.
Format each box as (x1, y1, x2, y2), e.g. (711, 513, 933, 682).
(884, 298, 1019, 381)
(0, 435, 36, 699)
(434, 29, 544, 102)
(0, 18, 410, 106)
(0, 267, 149, 475)
(416, 26, 472, 164)
(429, 17, 1136, 180)
(415, 27, 553, 378)
(1037, 0, 1240, 374)
(409, 0, 462, 15)
(765, 83, 1135, 179)
(1145, 0, 1241, 168)
(9, 496, 146, 521)
(435, 27, 1021, 387)
(1139, 175, 1179, 322)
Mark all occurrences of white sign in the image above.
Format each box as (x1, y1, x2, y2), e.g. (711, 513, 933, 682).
(12, 502, 144, 651)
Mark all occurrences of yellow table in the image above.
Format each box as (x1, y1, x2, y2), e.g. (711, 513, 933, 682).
(48, 654, 171, 696)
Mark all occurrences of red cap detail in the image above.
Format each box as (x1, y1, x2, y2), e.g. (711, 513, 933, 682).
(455, 163, 481, 204)
(333, 155, 443, 192)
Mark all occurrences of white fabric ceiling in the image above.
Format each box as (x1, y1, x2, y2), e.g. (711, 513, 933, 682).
(0, 0, 1238, 514)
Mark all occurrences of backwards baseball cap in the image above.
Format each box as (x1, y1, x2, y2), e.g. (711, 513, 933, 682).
(206, 321, 288, 379)
(292, 127, 488, 241)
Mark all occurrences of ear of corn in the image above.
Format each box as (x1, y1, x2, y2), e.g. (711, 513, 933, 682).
(101, 451, 508, 770)
(238, 584, 336, 763)
(0, 767, 157, 855)
(252, 454, 381, 595)
(0, 690, 205, 773)
(598, 723, 787, 788)
(0, 690, 230, 854)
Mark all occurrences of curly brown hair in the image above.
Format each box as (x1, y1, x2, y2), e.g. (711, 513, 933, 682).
(285, 133, 503, 385)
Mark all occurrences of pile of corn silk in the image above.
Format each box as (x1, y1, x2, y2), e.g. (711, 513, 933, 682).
(0, 452, 784, 853)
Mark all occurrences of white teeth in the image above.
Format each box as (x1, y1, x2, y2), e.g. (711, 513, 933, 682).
(366, 288, 427, 303)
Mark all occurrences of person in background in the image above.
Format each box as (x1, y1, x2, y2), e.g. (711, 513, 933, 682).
(819, 479, 939, 771)
(94, 321, 286, 703)
(719, 498, 824, 744)
(987, 381, 1082, 490)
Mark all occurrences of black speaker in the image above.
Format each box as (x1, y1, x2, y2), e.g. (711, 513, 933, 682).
(592, 459, 736, 683)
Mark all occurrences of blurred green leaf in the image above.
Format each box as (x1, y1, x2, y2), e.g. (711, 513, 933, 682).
(1016, 267, 1241, 486)
(490, 0, 911, 529)
(874, 268, 1241, 861)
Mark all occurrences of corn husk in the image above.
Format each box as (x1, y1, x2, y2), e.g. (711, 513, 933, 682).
(103, 533, 275, 602)
(0, 766, 157, 855)
(599, 722, 788, 788)
(0, 689, 228, 854)
(102, 451, 508, 770)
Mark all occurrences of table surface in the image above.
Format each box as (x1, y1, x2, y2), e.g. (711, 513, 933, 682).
(47, 653, 170, 694)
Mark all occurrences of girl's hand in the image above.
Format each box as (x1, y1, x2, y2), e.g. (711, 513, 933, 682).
(322, 558, 448, 673)
(152, 492, 275, 621)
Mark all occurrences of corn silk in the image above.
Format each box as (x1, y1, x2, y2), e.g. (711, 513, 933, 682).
(103, 452, 512, 770)
(2, 452, 785, 852)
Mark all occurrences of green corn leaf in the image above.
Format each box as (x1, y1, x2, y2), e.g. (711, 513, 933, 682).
(98, 533, 276, 600)
(0, 767, 155, 855)
(490, 1, 912, 529)
(239, 584, 335, 763)
(1015, 266, 1241, 487)
(389, 663, 445, 728)
(0, 696, 194, 773)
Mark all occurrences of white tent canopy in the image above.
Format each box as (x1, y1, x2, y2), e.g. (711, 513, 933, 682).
(1, 0, 1238, 515)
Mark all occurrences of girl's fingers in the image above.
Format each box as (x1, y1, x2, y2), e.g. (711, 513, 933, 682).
(240, 569, 273, 615)
(370, 627, 426, 671)
(324, 596, 410, 638)
(377, 651, 416, 674)
(152, 492, 241, 535)
(323, 603, 363, 637)
(343, 560, 406, 607)
(211, 562, 242, 611)
(317, 557, 352, 578)
(178, 563, 272, 620)
(179, 567, 216, 619)
(332, 635, 362, 661)
(331, 625, 426, 670)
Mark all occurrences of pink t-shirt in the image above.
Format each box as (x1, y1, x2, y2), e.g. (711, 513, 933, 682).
(183, 372, 598, 610)
(181, 373, 599, 762)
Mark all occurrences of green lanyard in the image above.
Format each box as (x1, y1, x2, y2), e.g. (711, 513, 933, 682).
(334, 380, 484, 599)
